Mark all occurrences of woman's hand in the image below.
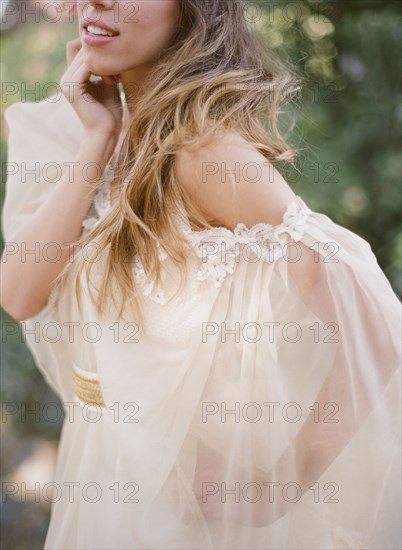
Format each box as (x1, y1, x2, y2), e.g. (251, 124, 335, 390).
(60, 38, 123, 144)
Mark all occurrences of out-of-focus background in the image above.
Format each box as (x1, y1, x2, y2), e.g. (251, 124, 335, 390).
(1, 0, 401, 547)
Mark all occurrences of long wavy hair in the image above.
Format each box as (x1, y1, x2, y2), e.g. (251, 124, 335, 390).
(55, 0, 299, 334)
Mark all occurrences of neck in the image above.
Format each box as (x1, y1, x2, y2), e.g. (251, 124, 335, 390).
(113, 64, 155, 165)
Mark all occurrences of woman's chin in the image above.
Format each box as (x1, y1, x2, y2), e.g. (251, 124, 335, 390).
(83, 57, 120, 79)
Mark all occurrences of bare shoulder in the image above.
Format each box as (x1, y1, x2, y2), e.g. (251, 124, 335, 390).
(175, 129, 298, 230)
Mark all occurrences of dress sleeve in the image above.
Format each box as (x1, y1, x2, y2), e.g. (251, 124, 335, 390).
(184, 197, 401, 547)
(1, 95, 85, 402)
(2, 94, 85, 241)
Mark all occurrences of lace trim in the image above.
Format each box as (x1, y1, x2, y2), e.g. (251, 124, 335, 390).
(182, 198, 311, 288)
(81, 165, 312, 301)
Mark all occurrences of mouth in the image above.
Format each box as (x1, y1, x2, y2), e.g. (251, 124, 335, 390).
(84, 23, 119, 36)
(82, 23, 120, 45)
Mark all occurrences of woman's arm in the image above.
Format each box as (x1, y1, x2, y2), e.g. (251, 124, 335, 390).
(1, 38, 123, 321)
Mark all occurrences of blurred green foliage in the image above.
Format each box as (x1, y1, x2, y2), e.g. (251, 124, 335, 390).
(251, 0, 401, 295)
(0, 0, 401, 546)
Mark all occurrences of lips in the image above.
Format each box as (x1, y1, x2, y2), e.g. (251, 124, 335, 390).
(81, 20, 120, 46)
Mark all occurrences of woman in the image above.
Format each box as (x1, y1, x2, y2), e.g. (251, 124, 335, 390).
(1, 0, 400, 548)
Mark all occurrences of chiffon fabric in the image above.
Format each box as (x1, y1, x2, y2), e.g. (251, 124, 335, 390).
(2, 94, 401, 549)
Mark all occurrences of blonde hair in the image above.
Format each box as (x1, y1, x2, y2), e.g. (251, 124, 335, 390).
(55, 0, 299, 334)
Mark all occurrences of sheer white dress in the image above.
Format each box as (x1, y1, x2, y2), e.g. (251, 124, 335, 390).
(2, 94, 401, 549)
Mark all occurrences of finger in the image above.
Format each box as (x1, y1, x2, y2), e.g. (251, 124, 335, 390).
(66, 38, 82, 67)
(61, 61, 92, 100)
(65, 48, 84, 75)
(63, 50, 90, 83)
(61, 53, 87, 86)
